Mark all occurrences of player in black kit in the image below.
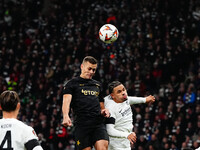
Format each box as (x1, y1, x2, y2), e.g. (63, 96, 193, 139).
(62, 56, 110, 150)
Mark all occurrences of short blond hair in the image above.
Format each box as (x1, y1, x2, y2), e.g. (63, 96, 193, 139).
(82, 56, 97, 64)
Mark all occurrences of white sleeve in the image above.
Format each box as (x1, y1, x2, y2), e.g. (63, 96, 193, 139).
(128, 96, 146, 105)
(24, 126, 43, 150)
(33, 146, 43, 150)
(106, 124, 130, 138)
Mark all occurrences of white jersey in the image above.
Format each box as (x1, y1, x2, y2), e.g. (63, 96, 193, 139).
(104, 95, 145, 150)
(0, 118, 43, 150)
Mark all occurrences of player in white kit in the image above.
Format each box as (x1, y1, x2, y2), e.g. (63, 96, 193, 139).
(0, 90, 43, 150)
(105, 81, 155, 150)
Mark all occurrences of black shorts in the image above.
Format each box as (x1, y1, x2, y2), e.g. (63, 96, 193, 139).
(74, 123, 109, 150)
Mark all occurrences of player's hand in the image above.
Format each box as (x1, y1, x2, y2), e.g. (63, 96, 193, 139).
(127, 132, 137, 144)
(101, 108, 110, 118)
(62, 116, 72, 127)
(145, 95, 155, 104)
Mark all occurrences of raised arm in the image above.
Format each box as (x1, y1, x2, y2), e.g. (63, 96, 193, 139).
(129, 95, 155, 105)
(145, 95, 155, 104)
(62, 94, 72, 127)
(128, 96, 146, 105)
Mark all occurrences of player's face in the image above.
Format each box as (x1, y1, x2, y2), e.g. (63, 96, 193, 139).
(80, 61, 97, 79)
(111, 84, 128, 103)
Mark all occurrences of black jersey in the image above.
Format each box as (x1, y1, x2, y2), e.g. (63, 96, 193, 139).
(63, 76, 104, 126)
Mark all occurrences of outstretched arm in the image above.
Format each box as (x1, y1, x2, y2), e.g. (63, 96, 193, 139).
(145, 95, 155, 104)
(128, 96, 146, 105)
(129, 95, 155, 105)
(62, 94, 72, 127)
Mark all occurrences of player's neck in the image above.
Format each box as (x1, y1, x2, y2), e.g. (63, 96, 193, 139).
(80, 74, 85, 78)
(3, 111, 18, 119)
(113, 99, 122, 103)
(80, 74, 92, 79)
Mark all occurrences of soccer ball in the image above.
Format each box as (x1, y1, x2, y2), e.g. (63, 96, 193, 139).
(99, 24, 119, 44)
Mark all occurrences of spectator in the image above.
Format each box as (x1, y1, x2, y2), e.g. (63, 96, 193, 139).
(0, 0, 200, 149)
(145, 134, 160, 150)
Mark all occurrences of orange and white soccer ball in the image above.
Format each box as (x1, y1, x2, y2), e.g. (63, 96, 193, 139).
(99, 24, 119, 44)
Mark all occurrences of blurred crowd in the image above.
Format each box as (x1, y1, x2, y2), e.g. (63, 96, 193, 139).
(0, 0, 200, 150)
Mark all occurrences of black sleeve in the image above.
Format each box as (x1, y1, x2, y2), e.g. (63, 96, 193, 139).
(99, 92, 104, 102)
(98, 83, 104, 102)
(63, 80, 74, 95)
(25, 139, 40, 150)
(104, 117, 115, 124)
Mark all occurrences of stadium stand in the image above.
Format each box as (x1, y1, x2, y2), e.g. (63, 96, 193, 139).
(0, 0, 200, 149)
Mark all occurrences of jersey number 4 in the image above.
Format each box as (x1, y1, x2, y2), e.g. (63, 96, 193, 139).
(0, 131, 14, 150)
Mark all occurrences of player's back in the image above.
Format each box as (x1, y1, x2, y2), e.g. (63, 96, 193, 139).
(0, 118, 40, 150)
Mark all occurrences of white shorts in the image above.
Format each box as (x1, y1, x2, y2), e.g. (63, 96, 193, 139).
(108, 137, 131, 150)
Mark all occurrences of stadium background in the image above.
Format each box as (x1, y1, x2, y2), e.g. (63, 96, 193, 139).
(0, 0, 200, 149)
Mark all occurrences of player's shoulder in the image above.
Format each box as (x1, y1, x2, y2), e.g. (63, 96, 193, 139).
(65, 77, 78, 83)
(104, 95, 112, 102)
(104, 95, 116, 108)
(15, 119, 34, 131)
(91, 79, 101, 86)
(63, 76, 79, 86)
(15, 120, 39, 140)
(0, 118, 34, 132)
(126, 97, 131, 104)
